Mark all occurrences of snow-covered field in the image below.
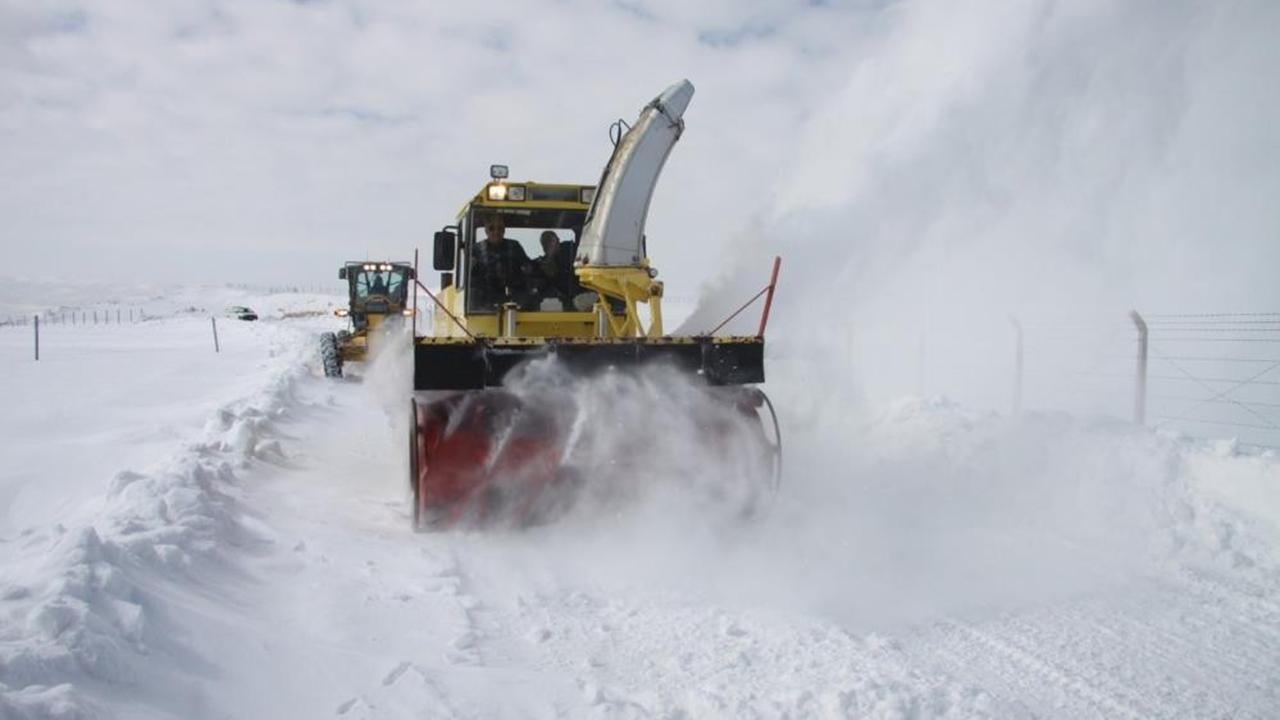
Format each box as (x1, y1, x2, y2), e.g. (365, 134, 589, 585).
(1, 287, 1278, 719)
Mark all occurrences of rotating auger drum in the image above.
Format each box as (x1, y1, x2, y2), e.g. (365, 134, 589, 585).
(409, 380, 781, 531)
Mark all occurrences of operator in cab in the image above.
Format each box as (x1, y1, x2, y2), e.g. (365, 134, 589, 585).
(472, 214, 530, 309)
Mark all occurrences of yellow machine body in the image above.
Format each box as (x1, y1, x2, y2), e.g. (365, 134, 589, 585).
(412, 177, 764, 390)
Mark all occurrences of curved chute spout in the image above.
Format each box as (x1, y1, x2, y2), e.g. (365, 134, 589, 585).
(576, 79, 695, 268)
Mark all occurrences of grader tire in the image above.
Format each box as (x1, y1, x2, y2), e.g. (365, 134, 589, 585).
(320, 332, 343, 378)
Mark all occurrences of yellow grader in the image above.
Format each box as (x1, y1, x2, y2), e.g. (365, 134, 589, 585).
(407, 79, 782, 529)
(321, 261, 416, 378)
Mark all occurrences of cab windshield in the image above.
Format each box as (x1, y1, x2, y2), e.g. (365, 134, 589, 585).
(355, 267, 408, 301)
(466, 208, 586, 312)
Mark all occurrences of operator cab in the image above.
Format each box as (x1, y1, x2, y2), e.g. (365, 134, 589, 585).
(431, 165, 598, 317)
(338, 261, 414, 330)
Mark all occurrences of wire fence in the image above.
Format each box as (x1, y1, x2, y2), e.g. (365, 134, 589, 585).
(1, 308, 151, 328)
(1008, 311, 1280, 451)
(1144, 313, 1280, 449)
(1, 283, 345, 329)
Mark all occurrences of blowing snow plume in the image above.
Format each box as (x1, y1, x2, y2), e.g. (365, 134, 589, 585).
(413, 359, 780, 530)
(667, 0, 1280, 624)
(508, 359, 778, 521)
(687, 0, 1280, 415)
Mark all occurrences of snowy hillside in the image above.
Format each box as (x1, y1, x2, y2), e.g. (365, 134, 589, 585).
(1, 285, 1277, 719)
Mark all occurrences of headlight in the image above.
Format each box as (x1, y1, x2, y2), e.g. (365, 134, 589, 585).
(580, 187, 596, 204)
(507, 185, 526, 201)
(334, 308, 349, 317)
(490, 164, 509, 180)
(402, 309, 414, 316)
(487, 183, 507, 201)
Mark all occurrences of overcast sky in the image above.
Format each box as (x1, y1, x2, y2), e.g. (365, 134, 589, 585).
(1, 0, 862, 289)
(3, 0, 1277, 324)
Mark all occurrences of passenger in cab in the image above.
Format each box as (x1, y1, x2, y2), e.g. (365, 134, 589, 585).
(531, 231, 577, 307)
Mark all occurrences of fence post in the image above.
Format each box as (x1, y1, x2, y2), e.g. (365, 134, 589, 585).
(1009, 315, 1023, 415)
(34, 315, 39, 361)
(917, 333, 927, 396)
(211, 317, 220, 353)
(1130, 310, 1148, 425)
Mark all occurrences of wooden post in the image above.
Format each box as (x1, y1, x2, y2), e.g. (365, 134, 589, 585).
(211, 317, 220, 353)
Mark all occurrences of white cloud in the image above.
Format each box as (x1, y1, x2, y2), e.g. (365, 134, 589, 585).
(1, 0, 860, 286)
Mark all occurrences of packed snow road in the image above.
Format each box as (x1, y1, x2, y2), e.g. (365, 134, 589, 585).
(2, 307, 1279, 719)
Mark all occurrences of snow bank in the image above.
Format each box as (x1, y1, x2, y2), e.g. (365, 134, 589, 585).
(0, 316, 319, 719)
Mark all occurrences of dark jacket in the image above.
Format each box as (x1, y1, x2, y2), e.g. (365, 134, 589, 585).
(473, 237, 530, 301)
(532, 241, 577, 301)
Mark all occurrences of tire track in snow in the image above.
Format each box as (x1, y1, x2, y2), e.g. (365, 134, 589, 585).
(1005, 602, 1265, 714)
(477, 585, 993, 718)
(902, 572, 1280, 720)
(926, 617, 1153, 720)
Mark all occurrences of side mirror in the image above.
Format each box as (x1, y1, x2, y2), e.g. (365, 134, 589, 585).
(405, 267, 416, 281)
(433, 230, 456, 271)
(338, 267, 347, 280)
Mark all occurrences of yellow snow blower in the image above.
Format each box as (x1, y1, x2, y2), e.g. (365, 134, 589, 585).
(408, 79, 781, 529)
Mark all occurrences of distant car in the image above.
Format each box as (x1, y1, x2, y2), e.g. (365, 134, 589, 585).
(225, 305, 259, 321)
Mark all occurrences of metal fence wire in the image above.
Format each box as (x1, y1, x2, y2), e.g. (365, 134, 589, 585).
(1143, 313, 1280, 449)
(1008, 311, 1279, 451)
